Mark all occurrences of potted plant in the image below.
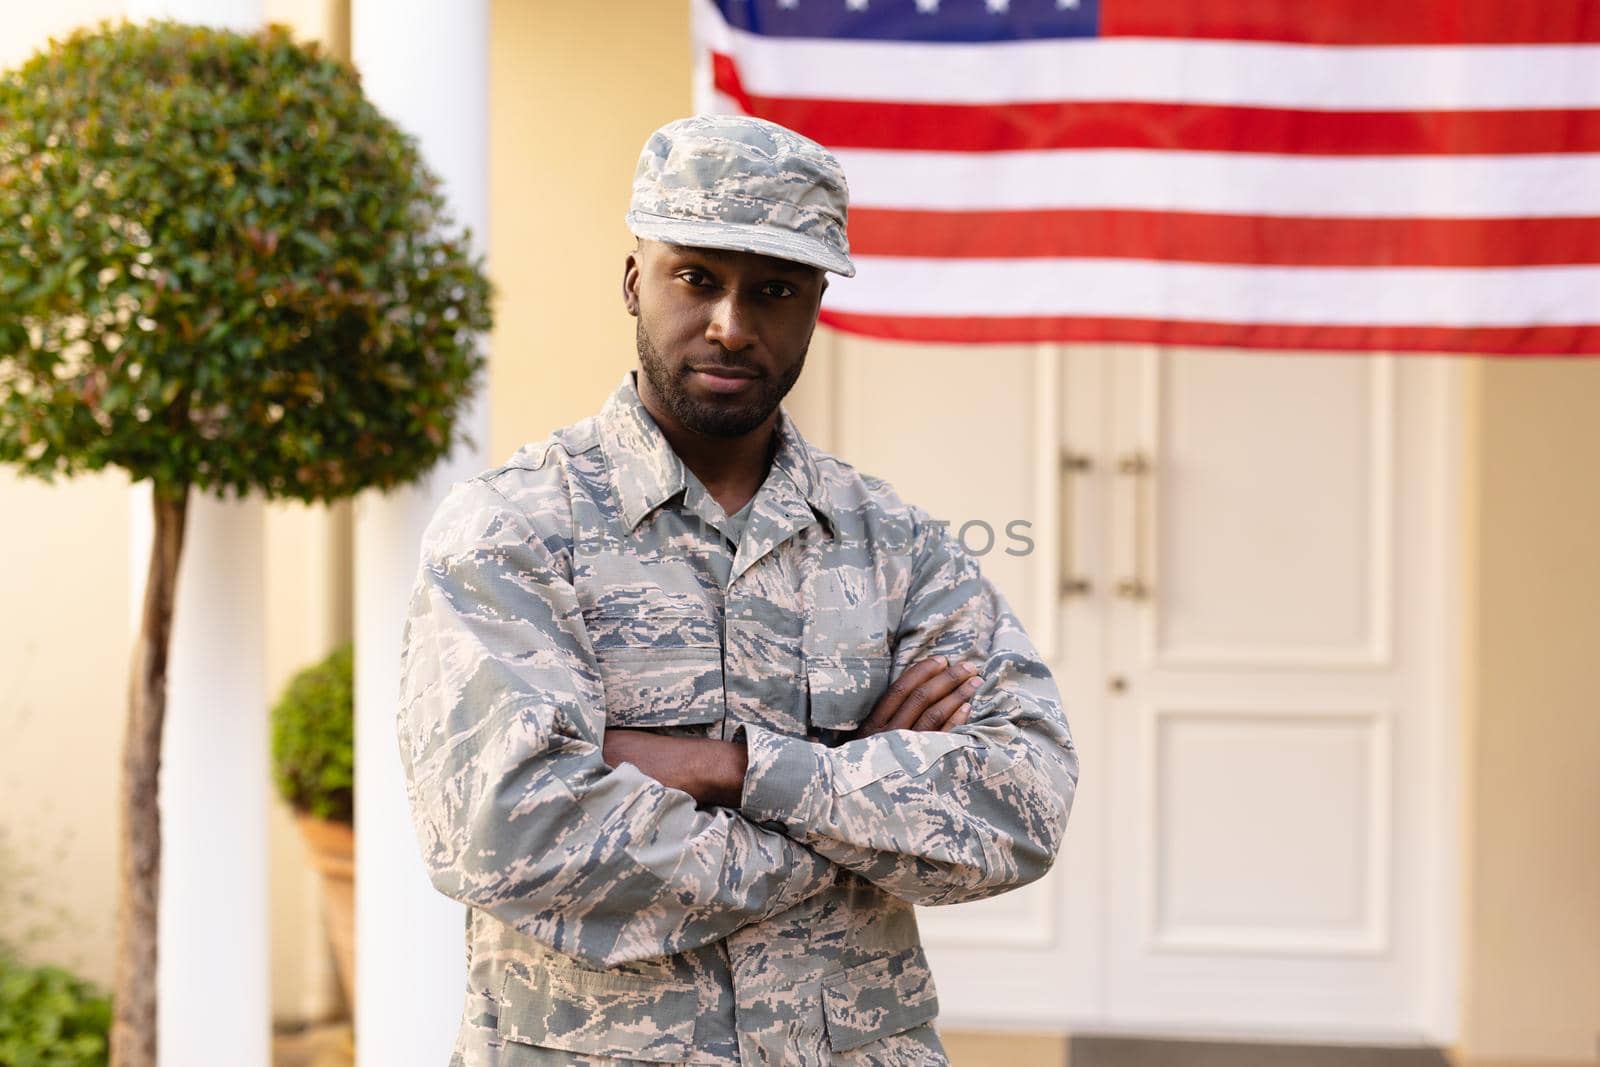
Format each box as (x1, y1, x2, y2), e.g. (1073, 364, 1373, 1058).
(271, 642, 355, 1007)
(0, 20, 493, 1065)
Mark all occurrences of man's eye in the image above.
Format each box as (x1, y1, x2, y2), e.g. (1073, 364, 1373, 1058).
(677, 270, 709, 287)
(762, 283, 796, 298)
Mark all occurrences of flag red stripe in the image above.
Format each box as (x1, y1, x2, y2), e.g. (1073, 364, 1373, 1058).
(818, 310, 1600, 356)
(712, 55, 1600, 156)
(1098, 0, 1600, 45)
(848, 209, 1600, 267)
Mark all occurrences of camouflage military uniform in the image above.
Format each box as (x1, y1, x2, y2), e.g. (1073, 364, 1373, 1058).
(397, 369, 1080, 1065)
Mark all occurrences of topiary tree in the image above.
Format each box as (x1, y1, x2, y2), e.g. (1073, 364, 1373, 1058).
(0, 19, 494, 1066)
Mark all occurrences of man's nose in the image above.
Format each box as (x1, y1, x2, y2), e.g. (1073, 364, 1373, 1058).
(705, 292, 755, 351)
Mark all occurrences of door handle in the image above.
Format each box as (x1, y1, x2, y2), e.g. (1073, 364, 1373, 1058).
(1059, 449, 1092, 598)
(1115, 451, 1152, 601)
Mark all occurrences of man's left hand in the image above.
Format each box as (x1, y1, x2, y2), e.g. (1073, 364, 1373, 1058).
(602, 729, 748, 808)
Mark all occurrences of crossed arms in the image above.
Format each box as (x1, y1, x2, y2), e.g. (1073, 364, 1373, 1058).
(600, 653, 981, 807)
(396, 476, 1079, 969)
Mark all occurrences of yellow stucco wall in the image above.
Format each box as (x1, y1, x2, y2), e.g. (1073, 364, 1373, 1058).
(1459, 360, 1600, 1061)
(486, 0, 693, 459)
(0, 468, 129, 979)
(0, 0, 143, 988)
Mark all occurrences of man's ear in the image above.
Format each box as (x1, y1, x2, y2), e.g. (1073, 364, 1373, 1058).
(622, 250, 641, 317)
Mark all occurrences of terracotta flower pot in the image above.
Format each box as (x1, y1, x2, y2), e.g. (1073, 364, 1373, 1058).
(296, 813, 355, 1006)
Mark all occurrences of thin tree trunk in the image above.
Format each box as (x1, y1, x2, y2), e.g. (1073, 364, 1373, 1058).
(111, 485, 188, 1067)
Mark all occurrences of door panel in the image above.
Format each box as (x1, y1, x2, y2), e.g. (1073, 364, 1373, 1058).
(1105, 349, 1449, 1038)
(1141, 352, 1394, 669)
(1148, 702, 1390, 954)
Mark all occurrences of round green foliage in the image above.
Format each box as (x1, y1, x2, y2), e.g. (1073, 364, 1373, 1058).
(271, 642, 354, 823)
(0, 955, 112, 1067)
(0, 20, 493, 502)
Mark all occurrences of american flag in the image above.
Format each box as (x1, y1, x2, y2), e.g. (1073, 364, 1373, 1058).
(692, 0, 1600, 356)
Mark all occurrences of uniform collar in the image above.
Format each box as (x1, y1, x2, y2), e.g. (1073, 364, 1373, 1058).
(598, 369, 835, 537)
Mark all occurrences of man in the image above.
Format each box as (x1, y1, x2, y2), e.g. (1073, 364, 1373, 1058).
(397, 114, 1079, 1066)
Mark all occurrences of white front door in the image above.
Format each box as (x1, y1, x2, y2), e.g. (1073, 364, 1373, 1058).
(792, 334, 1462, 1043)
(1098, 348, 1461, 1041)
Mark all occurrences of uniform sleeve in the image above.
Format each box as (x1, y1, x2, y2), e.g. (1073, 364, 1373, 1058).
(396, 477, 838, 968)
(736, 506, 1080, 906)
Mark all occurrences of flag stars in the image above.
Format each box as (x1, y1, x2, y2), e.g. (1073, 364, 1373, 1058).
(776, 0, 798, 7)
(986, 0, 1009, 11)
(846, 0, 869, 9)
(1057, 0, 1080, 8)
(915, 0, 939, 12)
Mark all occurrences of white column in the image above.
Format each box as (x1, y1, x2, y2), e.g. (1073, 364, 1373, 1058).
(351, 3, 490, 1064)
(124, 9, 269, 1067)
(141, 487, 271, 1065)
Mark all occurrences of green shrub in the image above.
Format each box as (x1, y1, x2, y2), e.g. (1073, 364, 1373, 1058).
(271, 642, 354, 823)
(0, 956, 111, 1067)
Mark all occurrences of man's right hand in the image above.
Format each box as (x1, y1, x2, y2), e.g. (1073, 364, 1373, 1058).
(850, 656, 981, 740)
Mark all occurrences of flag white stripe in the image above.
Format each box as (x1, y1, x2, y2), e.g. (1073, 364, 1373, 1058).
(694, 0, 1600, 112)
(833, 149, 1600, 217)
(822, 258, 1600, 326)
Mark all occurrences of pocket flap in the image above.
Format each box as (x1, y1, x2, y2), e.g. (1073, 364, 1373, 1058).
(597, 647, 725, 729)
(498, 961, 698, 1062)
(821, 947, 940, 1053)
(587, 615, 725, 729)
(807, 656, 891, 734)
(585, 612, 720, 656)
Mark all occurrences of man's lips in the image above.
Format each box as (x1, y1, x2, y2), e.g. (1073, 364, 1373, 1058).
(689, 365, 759, 394)
(689, 364, 758, 379)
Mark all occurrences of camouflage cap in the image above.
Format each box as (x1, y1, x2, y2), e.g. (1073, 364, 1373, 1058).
(626, 114, 856, 278)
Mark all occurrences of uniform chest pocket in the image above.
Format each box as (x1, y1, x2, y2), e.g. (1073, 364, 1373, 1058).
(802, 568, 894, 738)
(805, 655, 891, 738)
(585, 612, 725, 730)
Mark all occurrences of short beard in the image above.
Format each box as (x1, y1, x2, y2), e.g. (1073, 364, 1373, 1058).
(635, 318, 805, 438)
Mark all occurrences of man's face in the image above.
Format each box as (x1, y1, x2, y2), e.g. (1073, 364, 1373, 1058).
(623, 238, 828, 438)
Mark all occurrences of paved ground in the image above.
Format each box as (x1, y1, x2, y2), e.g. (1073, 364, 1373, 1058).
(272, 1021, 353, 1067)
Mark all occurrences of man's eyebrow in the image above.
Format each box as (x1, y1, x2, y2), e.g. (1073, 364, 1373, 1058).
(665, 244, 814, 278)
